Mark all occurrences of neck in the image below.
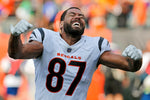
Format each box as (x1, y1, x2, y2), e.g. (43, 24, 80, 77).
(60, 31, 81, 45)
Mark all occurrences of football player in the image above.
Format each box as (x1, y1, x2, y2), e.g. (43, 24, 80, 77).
(8, 7, 142, 100)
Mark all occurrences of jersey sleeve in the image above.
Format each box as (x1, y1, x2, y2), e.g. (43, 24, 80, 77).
(29, 28, 45, 43)
(98, 37, 111, 55)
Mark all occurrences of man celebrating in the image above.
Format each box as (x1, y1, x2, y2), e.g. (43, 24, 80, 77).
(8, 7, 142, 100)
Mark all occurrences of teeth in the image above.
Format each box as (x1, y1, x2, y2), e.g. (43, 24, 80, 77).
(73, 22, 80, 27)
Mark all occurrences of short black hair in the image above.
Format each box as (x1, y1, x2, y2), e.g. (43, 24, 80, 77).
(60, 7, 81, 21)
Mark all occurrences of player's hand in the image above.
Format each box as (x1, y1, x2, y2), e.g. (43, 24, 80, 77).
(122, 45, 142, 60)
(10, 19, 33, 36)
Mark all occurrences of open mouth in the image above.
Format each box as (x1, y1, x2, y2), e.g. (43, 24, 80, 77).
(72, 22, 80, 28)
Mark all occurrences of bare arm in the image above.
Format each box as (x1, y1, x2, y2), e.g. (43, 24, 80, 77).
(99, 51, 142, 72)
(8, 34, 43, 59)
(8, 19, 43, 59)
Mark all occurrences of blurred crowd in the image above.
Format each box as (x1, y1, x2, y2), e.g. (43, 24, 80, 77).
(0, 0, 150, 100)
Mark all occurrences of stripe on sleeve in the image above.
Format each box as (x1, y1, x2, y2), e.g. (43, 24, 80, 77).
(38, 28, 45, 42)
(107, 41, 109, 46)
(98, 37, 104, 51)
(31, 31, 37, 38)
(28, 31, 37, 42)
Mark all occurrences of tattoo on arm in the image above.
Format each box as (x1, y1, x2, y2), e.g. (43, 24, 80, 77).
(127, 58, 142, 72)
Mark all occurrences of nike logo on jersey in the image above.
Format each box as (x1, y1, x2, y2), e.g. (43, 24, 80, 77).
(57, 53, 81, 60)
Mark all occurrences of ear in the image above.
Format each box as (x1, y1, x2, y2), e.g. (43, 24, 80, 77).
(59, 21, 64, 30)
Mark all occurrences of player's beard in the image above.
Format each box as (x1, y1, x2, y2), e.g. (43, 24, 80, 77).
(64, 22, 85, 37)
